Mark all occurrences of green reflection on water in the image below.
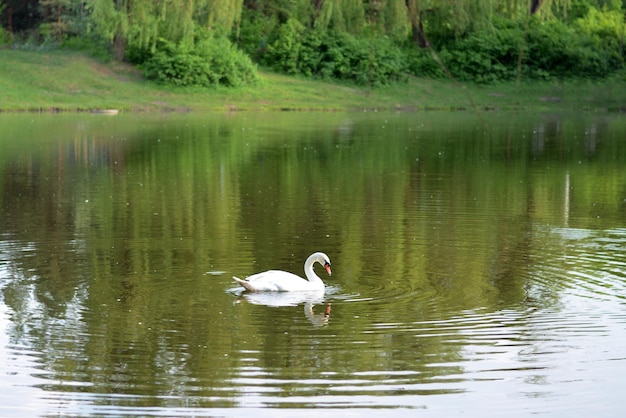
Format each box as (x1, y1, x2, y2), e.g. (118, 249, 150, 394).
(0, 111, 625, 412)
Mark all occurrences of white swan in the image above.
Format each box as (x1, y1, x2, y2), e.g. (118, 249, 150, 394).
(233, 252, 331, 292)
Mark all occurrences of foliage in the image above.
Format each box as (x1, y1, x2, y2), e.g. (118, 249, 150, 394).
(438, 23, 522, 83)
(1, 0, 626, 84)
(526, 18, 623, 78)
(406, 48, 445, 78)
(264, 23, 408, 85)
(142, 35, 259, 87)
(88, 0, 246, 61)
(569, 0, 624, 20)
(235, 7, 279, 59)
(575, 6, 625, 46)
(38, 0, 71, 42)
(262, 18, 305, 75)
(0, 26, 10, 46)
(315, 0, 367, 34)
(408, 10, 625, 83)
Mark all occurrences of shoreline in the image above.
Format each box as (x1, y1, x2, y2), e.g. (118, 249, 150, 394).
(1, 50, 625, 114)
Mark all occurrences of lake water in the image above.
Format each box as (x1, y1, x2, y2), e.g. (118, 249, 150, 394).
(1, 111, 625, 417)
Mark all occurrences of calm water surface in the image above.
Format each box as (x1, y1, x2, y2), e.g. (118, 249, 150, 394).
(0, 112, 625, 417)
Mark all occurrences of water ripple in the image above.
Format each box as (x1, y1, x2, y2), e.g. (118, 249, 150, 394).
(526, 226, 626, 303)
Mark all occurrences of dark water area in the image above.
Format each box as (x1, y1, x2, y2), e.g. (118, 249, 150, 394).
(0, 112, 625, 417)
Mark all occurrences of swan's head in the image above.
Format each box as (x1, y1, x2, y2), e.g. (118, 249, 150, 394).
(314, 252, 332, 276)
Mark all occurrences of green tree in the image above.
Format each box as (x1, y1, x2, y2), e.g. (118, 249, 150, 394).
(0, 0, 40, 34)
(315, 0, 366, 34)
(406, 0, 574, 46)
(39, 0, 70, 42)
(201, 0, 244, 35)
(90, 0, 245, 61)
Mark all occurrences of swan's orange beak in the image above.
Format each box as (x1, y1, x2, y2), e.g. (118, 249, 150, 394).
(324, 263, 332, 276)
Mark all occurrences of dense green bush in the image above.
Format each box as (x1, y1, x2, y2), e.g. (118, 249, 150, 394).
(526, 18, 622, 79)
(235, 7, 279, 60)
(440, 28, 521, 83)
(263, 21, 408, 85)
(405, 49, 445, 78)
(125, 44, 154, 65)
(404, 18, 521, 83)
(573, 7, 624, 71)
(408, 12, 624, 83)
(263, 18, 305, 75)
(142, 36, 260, 87)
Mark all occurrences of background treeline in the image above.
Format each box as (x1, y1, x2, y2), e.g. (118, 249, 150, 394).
(0, 0, 625, 86)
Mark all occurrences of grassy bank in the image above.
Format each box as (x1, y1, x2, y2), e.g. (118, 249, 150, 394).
(1, 49, 625, 112)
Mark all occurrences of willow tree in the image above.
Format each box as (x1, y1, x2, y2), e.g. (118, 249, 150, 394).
(314, 0, 366, 34)
(199, 0, 244, 35)
(406, 0, 572, 47)
(309, 0, 410, 38)
(91, 0, 245, 61)
(91, 0, 160, 60)
(363, 0, 410, 39)
(238, 0, 364, 34)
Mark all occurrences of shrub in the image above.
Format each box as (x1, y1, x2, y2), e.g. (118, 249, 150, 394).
(263, 18, 305, 75)
(0, 27, 11, 47)
(574, 7, 624, 70)
(125, 44, 154, 65)
(235, 7, 279, 60)
(432, 22, 523, 83)
(264, 25, 408, 85)
(195, 36, 261, 87)
(143, 36, 259, 88)
(526, 18, 621, 79)
(406, 48, 445, 78)
(411, 15, 624, 83)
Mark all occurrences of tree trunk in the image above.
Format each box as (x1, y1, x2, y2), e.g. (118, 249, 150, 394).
(412, 18, 429, 48)
(406, 0, 429, 48)
(57, 3, 62, 42)
(112, 0, 128, 61)
(530, 0, 543, 15)
(113, 31, 126, 61)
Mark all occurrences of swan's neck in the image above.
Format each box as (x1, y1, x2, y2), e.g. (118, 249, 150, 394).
(304, 255, 324, 286)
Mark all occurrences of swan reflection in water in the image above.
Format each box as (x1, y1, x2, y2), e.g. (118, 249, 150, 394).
(232, 289, 332, 327)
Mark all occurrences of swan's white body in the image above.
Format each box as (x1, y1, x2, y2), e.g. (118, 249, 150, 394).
(233, 252, 331, 292)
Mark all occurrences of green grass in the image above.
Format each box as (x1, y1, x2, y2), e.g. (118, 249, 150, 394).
(1, 49, 625, 112)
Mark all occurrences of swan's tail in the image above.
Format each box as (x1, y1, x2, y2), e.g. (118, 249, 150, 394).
(233, 276, 257, 292)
